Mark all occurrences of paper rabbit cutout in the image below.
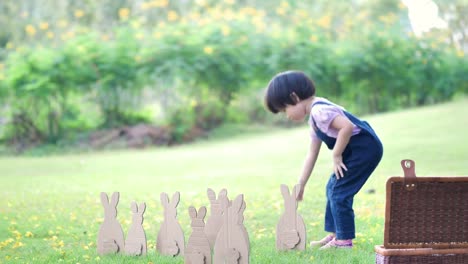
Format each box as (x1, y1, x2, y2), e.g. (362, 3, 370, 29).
(213, 194, 249, 264)
(276, 184, 306, 251)
(157, 191, 185, 256)
(97, 192, 125, 255)
(124, 202, 147, 256)
(205, 188, 227, 249)
(185, 206, 211, 264)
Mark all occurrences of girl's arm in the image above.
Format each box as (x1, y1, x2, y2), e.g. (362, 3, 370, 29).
(297, 137, 322, 201)
(330, 115, 354, 179)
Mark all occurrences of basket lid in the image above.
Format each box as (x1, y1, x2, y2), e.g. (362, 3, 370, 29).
(383, 159, 468, 249)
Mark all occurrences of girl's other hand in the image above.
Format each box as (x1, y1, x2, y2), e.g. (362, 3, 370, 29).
(333, 154, 347, 179)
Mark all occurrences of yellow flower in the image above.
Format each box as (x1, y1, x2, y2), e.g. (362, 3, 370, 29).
(58, 19, 68, 28)
(149, 0, 168, 8)
(39, 22, 49, 30)
(25, 231, 33, 238)
(12, 230, 21, 240)
(221, 25, 231, 36)
(12, 241, 24, 249)
(74, 9, 85, 18)
(135, 33, 144, 40)
(47, 31, 54, 39)
(153, 31, 162, 39)
(6, 42, 14, 49)
(157, 0, 169, 7)
(280, 1, 290, 8)
(167, 10, 178, 21)
(203, 46, 214, 55)
(119, 8, 130, 20)
(196, 0, 207, 7)
(296, 10, 308, 19)
(224, 0, 235, 5)
(275, 7, 286, 16)
(25, 25, 36, 36)
(456, 49, 464, 57)
(310, 35, 318, 43)
(317, 15, 331, 28)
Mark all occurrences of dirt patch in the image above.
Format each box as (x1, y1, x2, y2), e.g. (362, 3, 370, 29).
(89, 124, 172, 149)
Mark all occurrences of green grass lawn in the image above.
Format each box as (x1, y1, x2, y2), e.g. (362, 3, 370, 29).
(1, 99, 467, 264)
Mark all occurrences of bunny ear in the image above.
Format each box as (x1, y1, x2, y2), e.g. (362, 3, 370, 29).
(131, 201, 138, 213)
(232, 194, 244, 213)
(170, 192, 180, 208)
(240, 200, 246, 213)
(220, 195, 229, 209)
(292, 184, 301, 200)
(139, 202, 146, 215)
(160, 192, 169, 207)
(280, 184, 290, 200)
(188, 206, 197, 219)
(198, 206, 207, 219)
(100, 192, 109, 207)
(219, 188, 227, 198)
(110, 192, 120, 207)
(207, 188, 216, 201)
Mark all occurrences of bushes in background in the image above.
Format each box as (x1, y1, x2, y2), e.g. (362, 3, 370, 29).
(0, 2, 466, 148)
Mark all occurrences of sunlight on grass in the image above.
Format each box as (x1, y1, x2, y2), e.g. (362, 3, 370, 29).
(0, 99, 467, 263)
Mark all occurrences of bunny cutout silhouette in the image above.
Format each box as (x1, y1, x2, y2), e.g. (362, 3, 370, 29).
(185, 206, 211, 264)
(205, 188, 227, 249)
(213, 194, 249, 264)
(124, 202, 147, 256)
(157, 191, 185, 256)
(97, 192, 125, 255)
(276, 184, 306, 251)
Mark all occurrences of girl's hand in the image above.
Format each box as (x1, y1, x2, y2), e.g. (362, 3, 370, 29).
(333, 154, 348, 179)
(296, 182, 305, 201)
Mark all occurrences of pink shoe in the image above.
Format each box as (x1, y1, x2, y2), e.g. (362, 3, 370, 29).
(319, 238, 353, 250)
(309, 234, 335, 247)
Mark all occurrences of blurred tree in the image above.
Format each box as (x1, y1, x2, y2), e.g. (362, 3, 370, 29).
(433, 0, 468, 51)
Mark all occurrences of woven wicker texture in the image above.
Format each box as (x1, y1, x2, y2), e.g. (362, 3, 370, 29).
(376, 252, 468, 264)
(386, 180, 468, 247)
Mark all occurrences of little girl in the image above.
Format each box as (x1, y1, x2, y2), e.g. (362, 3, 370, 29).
(264, 70, 383, 249)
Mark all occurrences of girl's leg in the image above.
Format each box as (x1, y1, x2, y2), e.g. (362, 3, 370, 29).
(324, 178, 336, 234)
(328, 134, 383, 240)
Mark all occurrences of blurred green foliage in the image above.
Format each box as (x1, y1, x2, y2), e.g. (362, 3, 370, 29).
(0, 0, 466, 148)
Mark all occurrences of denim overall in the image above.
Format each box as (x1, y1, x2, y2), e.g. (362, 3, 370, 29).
(310, 101, 383, 240)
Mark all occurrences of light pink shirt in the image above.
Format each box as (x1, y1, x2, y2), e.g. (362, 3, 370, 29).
(309, 97, 361, 140)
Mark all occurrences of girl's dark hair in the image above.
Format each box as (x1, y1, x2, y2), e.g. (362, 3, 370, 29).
(264, 70, 316, 113)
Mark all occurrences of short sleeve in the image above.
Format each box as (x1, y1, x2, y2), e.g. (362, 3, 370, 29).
(310, 104, 342, 133)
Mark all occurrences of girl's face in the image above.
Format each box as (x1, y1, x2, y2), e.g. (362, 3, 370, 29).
(284, 103, 307, 122)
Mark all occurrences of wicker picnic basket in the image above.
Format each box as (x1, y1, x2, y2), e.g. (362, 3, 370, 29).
(375, 159, 468, 264)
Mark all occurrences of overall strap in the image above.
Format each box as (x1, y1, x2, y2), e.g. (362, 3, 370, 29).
(312, 101, 378, 139)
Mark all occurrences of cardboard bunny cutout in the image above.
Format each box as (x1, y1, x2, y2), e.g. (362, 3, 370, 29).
(124, 202, 147, 256)
(276, 184, 306, 251)
(213, 194, 250, 264)
(157, 191, 185, 256)
(97, 192, 125, 255)
(205, 188, 227, 249)
(185, 206, 211, 264)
